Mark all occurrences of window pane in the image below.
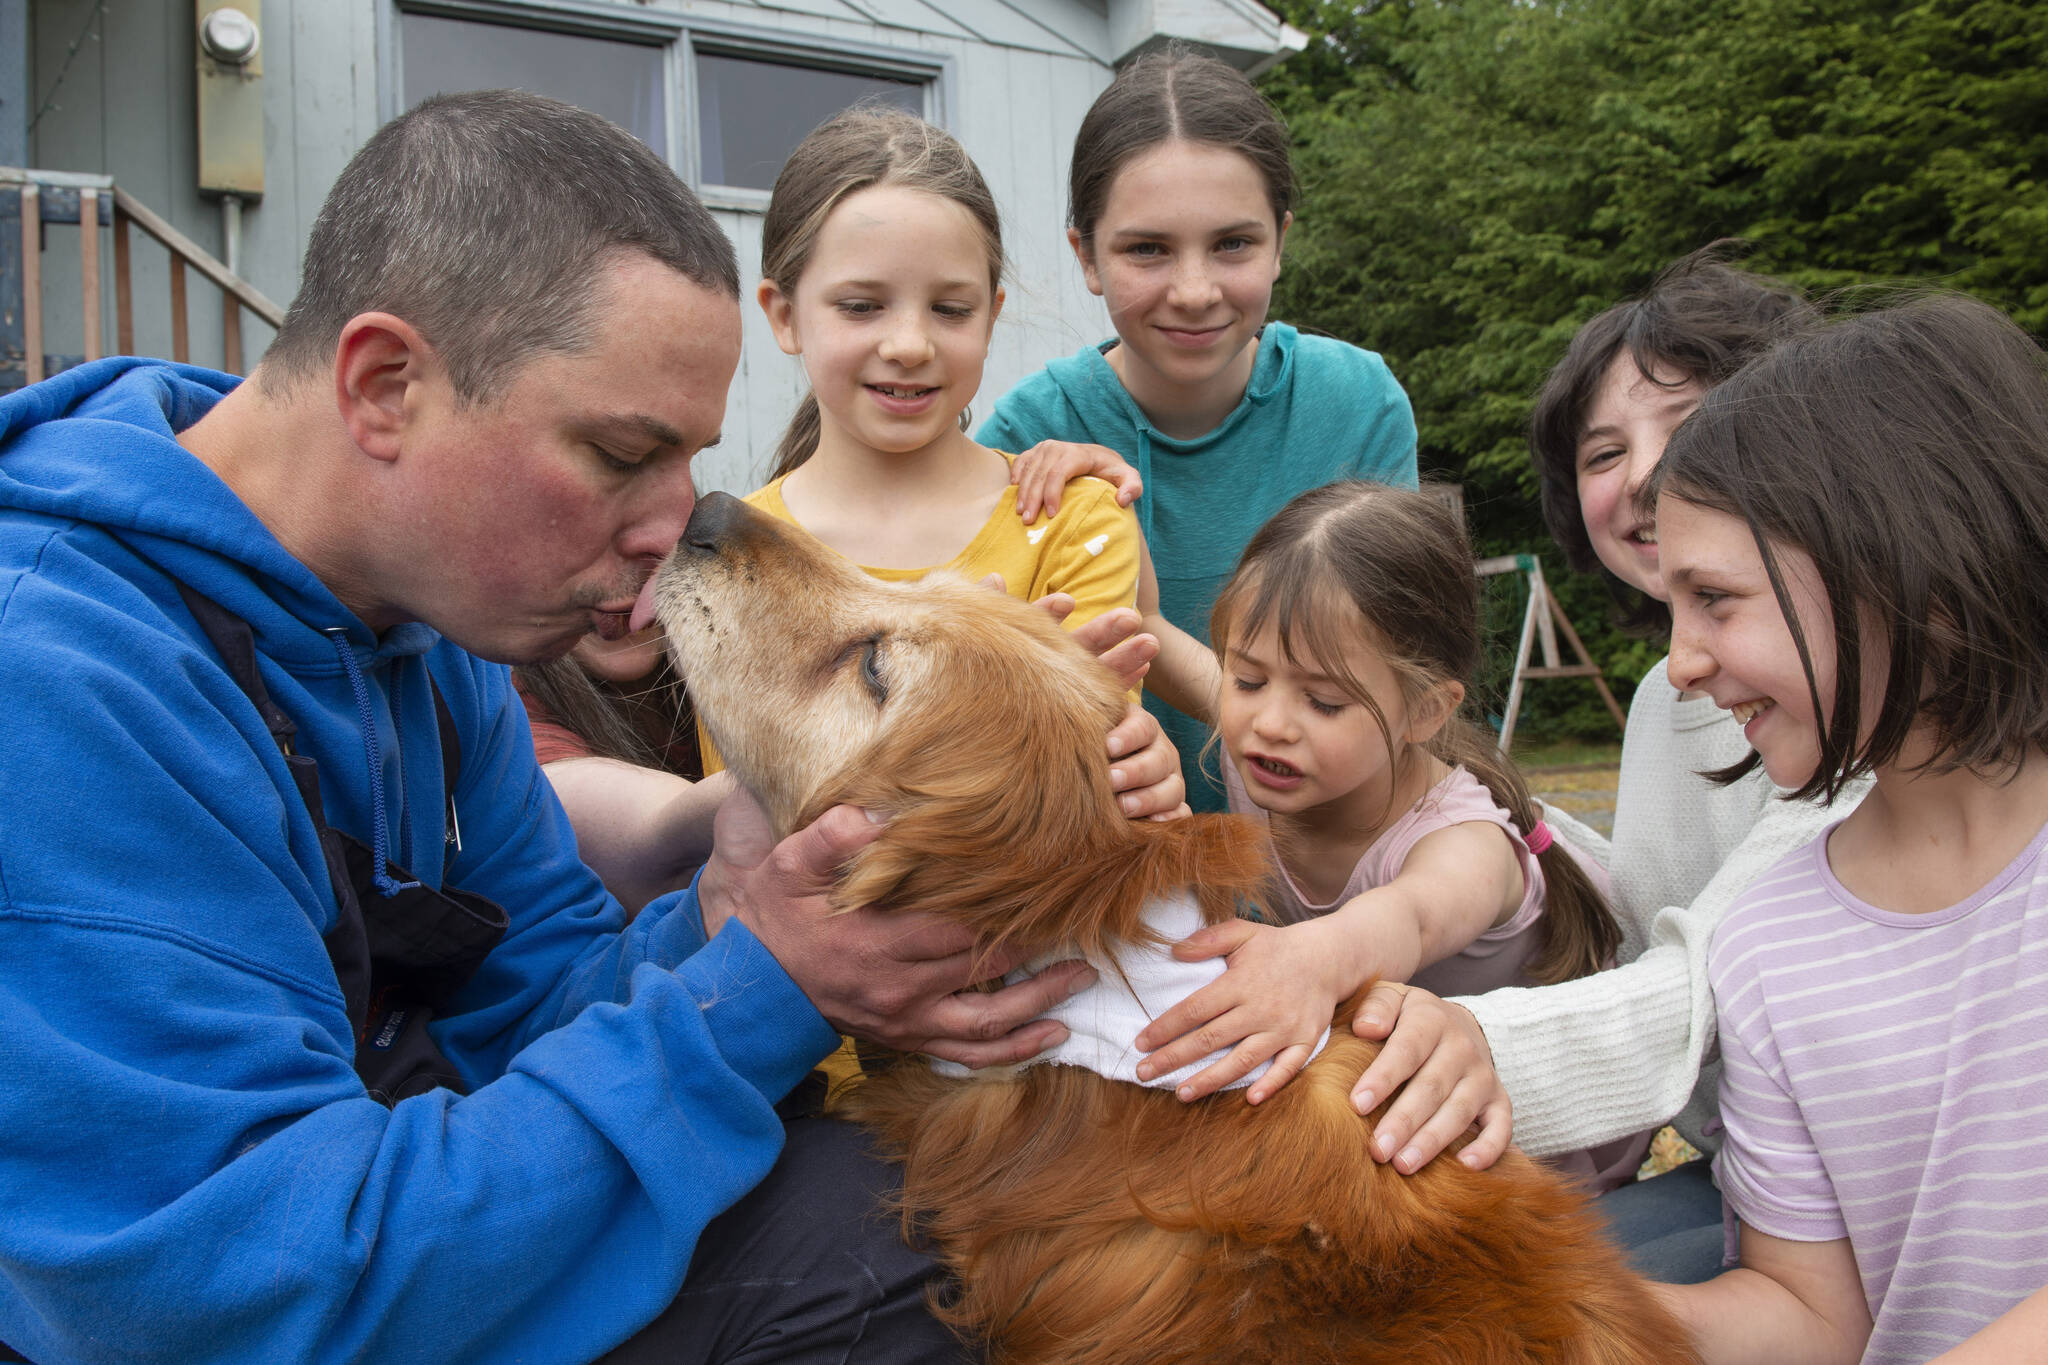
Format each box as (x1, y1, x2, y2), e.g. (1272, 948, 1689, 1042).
(696, 53, 923, 191)
(402, 13, 667, 159)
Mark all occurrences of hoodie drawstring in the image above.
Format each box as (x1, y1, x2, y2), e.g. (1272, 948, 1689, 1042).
(324, 628, 421, 897)
(1135, 427, 1155, 545)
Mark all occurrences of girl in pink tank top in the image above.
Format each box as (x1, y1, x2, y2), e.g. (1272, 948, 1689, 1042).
(1132, 484, 1629, 1187)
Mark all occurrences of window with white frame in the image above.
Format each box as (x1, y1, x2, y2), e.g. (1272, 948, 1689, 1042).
(392, 3, 941, 207)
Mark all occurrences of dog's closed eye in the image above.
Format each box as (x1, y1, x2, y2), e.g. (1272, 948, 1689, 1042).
(830, 634, 888, 705)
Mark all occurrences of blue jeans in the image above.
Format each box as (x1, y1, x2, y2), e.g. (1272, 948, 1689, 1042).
(1595, 1157, 1728, 1284)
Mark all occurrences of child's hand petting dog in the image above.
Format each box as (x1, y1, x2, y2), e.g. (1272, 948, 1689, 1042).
(1063, 603, 1154, 693)
(1127, 922, 1516, 1174)
(1351, 983, 1513, 1173)
(1131, 917, 1362, 1104)
(1063, 605, 1188, 821)
(995, 585, 1155, 693)
(984, 586, 1188, 822)
(1103, 706, 1186, 821)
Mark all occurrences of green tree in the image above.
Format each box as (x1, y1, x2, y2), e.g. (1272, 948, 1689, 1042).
(1261, 0, 2048, 737)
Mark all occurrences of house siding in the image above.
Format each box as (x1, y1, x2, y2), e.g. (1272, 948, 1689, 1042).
(21, 0, 1255, 493)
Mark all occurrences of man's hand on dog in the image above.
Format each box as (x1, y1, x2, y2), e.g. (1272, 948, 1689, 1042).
(697, 788, 1099, 1066)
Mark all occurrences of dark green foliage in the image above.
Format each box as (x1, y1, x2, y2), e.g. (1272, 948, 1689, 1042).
(1260, 0, 2048, 738)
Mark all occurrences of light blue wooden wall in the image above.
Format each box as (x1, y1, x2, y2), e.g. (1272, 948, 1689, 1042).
(28, 0, 379, 379)
(26, 0, 1290, 493)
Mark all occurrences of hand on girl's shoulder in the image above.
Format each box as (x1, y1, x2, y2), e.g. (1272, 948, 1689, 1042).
(1009, 440, 1142, 521)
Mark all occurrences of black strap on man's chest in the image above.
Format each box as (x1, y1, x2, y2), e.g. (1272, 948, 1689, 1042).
(172, 582, 506, 1105)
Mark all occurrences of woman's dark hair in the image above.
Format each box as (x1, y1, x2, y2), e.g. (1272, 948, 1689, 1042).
(1653, 291, 2048, 803)
(1210, 482, 1622, 985)
(512, 654, 702, 777)
(1067, 44, 1295, 251)
(762, 105, 1004, 481)
(1529, 242, 1818, 635)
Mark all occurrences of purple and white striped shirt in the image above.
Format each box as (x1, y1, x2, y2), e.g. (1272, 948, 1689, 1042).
(1710, 817, 2048, 1364)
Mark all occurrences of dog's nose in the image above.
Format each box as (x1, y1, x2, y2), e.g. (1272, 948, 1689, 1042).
(682, 490, 746, 556)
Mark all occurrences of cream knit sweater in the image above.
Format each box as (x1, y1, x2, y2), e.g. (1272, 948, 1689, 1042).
(1460, 659, 1863, 1159)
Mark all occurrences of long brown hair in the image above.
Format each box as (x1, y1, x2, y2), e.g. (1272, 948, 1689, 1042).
(761, 105, 1005, 480)
(512, 654, 702, 777)
(1210, 482, 1621, 985)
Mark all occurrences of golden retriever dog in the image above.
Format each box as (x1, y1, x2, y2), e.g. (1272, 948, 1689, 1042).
(650, 491, 1697, 1365)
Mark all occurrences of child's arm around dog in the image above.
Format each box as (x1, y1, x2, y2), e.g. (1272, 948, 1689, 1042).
(1132, 819, 1523, 1104)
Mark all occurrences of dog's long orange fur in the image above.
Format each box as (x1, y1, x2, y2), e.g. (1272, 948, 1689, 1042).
(656, 493, 1698, 1365)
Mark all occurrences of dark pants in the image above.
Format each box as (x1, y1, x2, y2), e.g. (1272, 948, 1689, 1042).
(1595, 1157, 1728, 1285)
(0, 1122, 956, 1365)
(602, 1118, 971, 1364)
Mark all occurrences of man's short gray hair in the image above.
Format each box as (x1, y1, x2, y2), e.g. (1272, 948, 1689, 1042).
(263, 89, 739, 403)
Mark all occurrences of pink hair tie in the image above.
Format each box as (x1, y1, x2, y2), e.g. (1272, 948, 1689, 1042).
(1524, 820, 1554, 857)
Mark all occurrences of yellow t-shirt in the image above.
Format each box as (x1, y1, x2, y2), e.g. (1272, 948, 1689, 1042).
(697, 465, 1141, 776)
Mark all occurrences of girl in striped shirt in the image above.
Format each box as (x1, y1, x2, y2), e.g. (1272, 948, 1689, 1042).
(1650, 293, 2048, 1363)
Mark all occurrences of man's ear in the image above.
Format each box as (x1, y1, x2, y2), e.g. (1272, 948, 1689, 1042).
(1406, 678, 1465, 747)
(334, 313, 434, 464)
(758, 277, 801, 357)
(1066, 227, 1104, 297)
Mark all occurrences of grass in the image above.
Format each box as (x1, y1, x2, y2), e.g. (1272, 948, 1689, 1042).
(1510, 736, 1624, 772)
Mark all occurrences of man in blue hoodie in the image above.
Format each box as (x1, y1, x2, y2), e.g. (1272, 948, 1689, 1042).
(0, 91, 1169, 1364)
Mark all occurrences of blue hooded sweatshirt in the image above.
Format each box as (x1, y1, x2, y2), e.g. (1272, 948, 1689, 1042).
(0, 361, 837, 1363)
(979, 323, 1419, 811)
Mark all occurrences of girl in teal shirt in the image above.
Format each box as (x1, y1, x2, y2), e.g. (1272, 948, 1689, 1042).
(980, 47, 1418, 811)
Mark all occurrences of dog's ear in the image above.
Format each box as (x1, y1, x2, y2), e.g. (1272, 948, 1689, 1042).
(825, 608, 1125, 916)
(819, 605, 1271, 960)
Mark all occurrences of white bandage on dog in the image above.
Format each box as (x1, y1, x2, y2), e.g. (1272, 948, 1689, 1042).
(931, 892, 1331, 1091)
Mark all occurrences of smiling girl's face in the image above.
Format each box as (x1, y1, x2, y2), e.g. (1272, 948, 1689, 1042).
(1658, 496, 1842, 789)
(1069, 140, 1288, 428)
(1575, 352, 1705, 602)
(759, 184, 1003, 465)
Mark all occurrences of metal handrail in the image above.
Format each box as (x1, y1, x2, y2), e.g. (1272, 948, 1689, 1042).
(4, 166, 285, 386)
